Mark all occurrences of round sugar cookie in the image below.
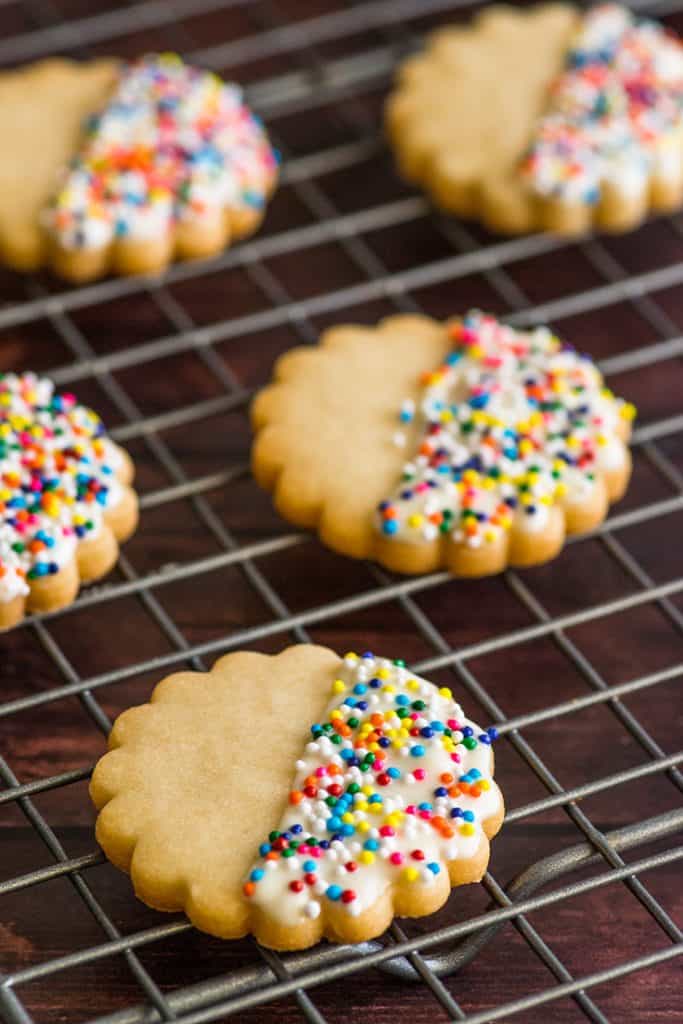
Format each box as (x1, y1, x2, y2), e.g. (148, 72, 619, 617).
(90, 645, 504, 951)
(0, 53, 278, 281)
(386, 3, 683, 236)
(0, 371, 139, 629)
(250, 311, 635, 577)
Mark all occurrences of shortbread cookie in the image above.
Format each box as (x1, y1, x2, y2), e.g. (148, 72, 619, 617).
(386, 3, 683, 235)
(90, 646, 504, 950)
(0, 54, 278, 281)
(0, 372, 138, 629)
(251, 312, 635, 577)
(0, 58, 118, 271)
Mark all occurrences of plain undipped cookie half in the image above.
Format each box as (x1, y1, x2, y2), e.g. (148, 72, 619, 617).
(251, 312, 635, 578)
(90, 645, 504, 951)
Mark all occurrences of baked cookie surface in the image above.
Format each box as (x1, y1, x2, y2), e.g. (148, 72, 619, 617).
(90, 645, 503, 951)
(0, 372, 138, 629)
(0, 53, 278, 281)
(386, 3, 683, 235)
(251, 312, 635, 577)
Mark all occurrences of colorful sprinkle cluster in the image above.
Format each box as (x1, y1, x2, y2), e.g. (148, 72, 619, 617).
(0, 373, 123, 602)
(45, 53, 278, 250)
(376, 311, 635, 550)
(244, 652, 500, 925)
(522, 4, 683, 203)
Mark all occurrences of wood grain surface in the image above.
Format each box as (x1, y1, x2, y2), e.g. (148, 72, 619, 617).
(1, 2, 682, 1023)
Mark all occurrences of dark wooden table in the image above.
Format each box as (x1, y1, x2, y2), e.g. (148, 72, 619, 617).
(1, 1, 683, 1022)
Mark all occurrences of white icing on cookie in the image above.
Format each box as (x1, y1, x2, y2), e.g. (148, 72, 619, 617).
(0, 371, 123, 600)
(44, 53, 278, 250)
(243, 652, 501, 926)
(522, 4, 683, 204)
(375, 311, 635, 549)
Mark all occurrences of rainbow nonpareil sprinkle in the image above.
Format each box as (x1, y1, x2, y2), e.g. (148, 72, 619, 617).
(243, 651, 499, 925)
(376, 311, 635, 549)
(522, 3, 683, 203)
(0, 373, 123, 602)
(44, 53, 278, 250)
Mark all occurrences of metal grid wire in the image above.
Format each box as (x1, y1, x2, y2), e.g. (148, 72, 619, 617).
(0, 0, 682, 1021)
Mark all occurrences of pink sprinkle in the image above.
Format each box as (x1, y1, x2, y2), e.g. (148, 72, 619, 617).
(390, 852, 404, 866)
(315, 766, 326, 778)
(450, 753, 461, 763)
(413, 769, 426, 781)
(406, 804, 417, 815)
(447, 719, 461, 730)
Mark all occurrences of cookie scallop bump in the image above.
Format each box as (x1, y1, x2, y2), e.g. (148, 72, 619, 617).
(386, 3, 683, 235)
(90, 645, 504, 951)
(250, 312, 635, 578)
(0, 372, 139, 630)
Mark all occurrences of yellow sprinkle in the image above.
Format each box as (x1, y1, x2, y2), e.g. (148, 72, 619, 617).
(460, 823, 476, 837)
(402, 867, 419, 883)
(362, 785, 373, 796)
(360, 851, 375, 865)
(341, 813, 354, 824)
(382, 684, 395, 694)
(376, 667, 390, 680)
(555, 482, 567, 498)
(480, 779, 491, 791)
(408, 514, 424, 528)
(438, 687, 452, 700)
(407, 678, 420, 691)
(357, 821, 370, 833)
(332, 679, 346, 694)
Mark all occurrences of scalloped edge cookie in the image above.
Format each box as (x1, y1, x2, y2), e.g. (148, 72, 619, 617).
(0, 372, 139, 630)
(90, 645, 504, 950)
(250, 313, 633, 578)
(385, 3, 683, 236)
(0, 55, 278, 282)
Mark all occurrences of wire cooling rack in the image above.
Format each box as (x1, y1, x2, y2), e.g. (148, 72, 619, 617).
(0, 0, 682, 1022)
